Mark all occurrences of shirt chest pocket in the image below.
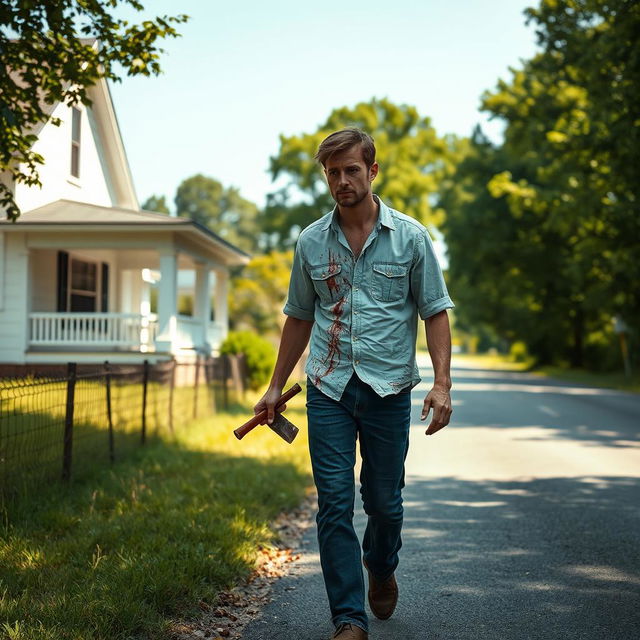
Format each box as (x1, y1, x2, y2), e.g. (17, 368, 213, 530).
(309, 264, 343, 303)
(371, 263, 408, 302)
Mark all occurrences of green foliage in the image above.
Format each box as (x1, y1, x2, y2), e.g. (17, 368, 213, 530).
(141, 194, 171, 214)
(229, 250, 294, 335)
(175, 174, 259, 253)
(0, 397, 311, 640)
(220, 331, 276, 390)
(442, 0, 639, 369)
(509, 341, 530, 363)
(177, 293, 193, 316)
(0, 1, 188, 220)
(261, 97, 461, 249)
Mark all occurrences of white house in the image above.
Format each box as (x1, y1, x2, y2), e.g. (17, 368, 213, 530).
(0, 52, 249, 367)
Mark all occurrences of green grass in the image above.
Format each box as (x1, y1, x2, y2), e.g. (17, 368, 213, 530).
(453, 353, 640, 392)
(0, 376, 235, 492)
(532, 365, 640, 393)
(451, 353, 533, 371)
(0, 389, 312, 640)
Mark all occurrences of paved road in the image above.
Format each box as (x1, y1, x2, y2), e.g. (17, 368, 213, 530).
(241, 357, 640, 639)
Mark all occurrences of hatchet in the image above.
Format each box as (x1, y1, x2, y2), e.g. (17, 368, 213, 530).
(233, 383, 302, 443)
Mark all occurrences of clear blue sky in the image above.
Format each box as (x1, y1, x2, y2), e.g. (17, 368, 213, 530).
(109, 0, 540, 211)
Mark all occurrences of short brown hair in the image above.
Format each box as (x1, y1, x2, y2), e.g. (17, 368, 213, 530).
(314, 128, 376, 168)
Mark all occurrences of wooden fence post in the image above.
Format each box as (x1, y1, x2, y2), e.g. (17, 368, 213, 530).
(193, 356, 200, 420)
(208, 359, 216, 414)
(229, 354, 245, 399)
(62, 362, 76, 482)
(141, 359, 149, 444)
(222, 354, 229, 410)
(168, 359, 176, 434)
(104, 361, 115, 464)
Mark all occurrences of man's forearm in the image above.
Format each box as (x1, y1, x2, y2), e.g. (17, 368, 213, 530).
(424, 310, 452, 389)
(269, 316, 314, 389)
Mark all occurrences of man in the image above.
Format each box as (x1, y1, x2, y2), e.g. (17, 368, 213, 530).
(254, 128, 454, 640)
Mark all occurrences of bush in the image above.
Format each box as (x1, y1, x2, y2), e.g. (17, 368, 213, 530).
(220, 330, 276, 390)
(509, 340, 529, 363)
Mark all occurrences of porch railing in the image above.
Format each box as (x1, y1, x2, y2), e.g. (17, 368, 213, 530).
(29, 313, 158, 349)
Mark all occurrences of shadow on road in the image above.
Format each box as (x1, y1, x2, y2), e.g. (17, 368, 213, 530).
(396, 474, 640, 639)
(412, 367, 640, 449)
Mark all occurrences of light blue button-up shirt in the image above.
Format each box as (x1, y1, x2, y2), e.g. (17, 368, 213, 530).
(283, 196, 454, 401)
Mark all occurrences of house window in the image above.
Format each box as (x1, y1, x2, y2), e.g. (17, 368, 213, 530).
(68, 257, 98, 312)
(70, 107, 81, 178)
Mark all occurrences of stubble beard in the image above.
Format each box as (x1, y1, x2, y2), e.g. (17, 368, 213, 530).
(335, 188, 368, 209)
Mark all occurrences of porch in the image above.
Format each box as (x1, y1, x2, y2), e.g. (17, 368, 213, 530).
(26, 246, 230, 358)
(28, 312, 227, 353)
(0, 200, 250, 364)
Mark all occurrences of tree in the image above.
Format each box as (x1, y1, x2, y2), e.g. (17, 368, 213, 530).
(229, 250, 294, 336)
(261, 98, 460, 249)
(141, 194, 170, 214)
(443, 0, 639, 368)
(174, 174, 259, 253)
(1, 1, 188, 220)
(441, 126, 566, 363)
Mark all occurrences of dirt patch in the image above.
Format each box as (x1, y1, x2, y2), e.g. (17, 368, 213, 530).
(169, 489, 317, 640)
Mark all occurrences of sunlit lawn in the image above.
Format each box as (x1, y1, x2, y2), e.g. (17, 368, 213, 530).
(0, 388, 312, 640)
(453, 352, 640, 392)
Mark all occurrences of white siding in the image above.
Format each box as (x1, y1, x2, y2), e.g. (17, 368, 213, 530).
(13, 101, 114, 213)
(30, 249, 57, 312)
(0, 234, 30, 362)
(0, 231, 4, 310)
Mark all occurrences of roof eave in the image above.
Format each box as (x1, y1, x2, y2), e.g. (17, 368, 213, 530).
(0, 220, 250, 265)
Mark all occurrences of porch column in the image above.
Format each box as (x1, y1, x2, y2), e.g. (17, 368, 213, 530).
(120, 270, 132, 313)
(194, 262, 212, 353)
(156, 251, 177, 353)
(2, 234, 30, 362)
(140, 276, 151, 317)
(213, 267, 229, 343)
(0, 231, 5, 311)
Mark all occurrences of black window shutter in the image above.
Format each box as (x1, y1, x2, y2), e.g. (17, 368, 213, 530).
(101, 263, 109, 312)
(57, 251, 69, 312)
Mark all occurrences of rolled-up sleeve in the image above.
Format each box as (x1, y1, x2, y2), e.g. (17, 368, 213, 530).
(410, 229, 454, 319)
(283, 239, 316, 322)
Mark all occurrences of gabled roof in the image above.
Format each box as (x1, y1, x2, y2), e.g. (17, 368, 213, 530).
(0, 199, 251, 265)
(6, 38, 138, 209)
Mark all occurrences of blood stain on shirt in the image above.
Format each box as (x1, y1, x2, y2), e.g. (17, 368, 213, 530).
(326, 251, 341, 298)
(323, 295, 347, 377)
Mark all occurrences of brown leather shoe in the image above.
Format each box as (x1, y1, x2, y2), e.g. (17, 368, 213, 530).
(363, 558, 398, 620)
(332, 622, 368, 639)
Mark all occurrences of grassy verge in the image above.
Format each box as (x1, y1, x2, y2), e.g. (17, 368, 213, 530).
(532, 365, 640, 393)
(0, 389, 312, 640)
(452, 353, 640, 392)
(451, 353, 532, 371)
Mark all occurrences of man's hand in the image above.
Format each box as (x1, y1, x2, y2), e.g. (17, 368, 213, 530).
(254, 386, 286, 425)
(420, 384, 452, 435)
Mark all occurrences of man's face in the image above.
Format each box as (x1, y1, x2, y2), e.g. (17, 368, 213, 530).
(324, 145, 378, 209)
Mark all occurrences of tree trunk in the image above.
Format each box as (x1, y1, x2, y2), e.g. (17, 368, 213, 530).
(570, 307, 585, 368)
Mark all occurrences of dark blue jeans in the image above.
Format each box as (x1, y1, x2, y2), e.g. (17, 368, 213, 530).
(306, 372, 412, 632)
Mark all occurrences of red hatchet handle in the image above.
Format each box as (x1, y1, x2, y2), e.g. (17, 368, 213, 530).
(233, 383, 302, 440)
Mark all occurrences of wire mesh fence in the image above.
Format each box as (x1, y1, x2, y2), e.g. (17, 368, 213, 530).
(0, 355, 247, 498)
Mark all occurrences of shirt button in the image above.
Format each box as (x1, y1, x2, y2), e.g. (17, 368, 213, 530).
(353, 336, 358, 341)
(354, 287, 359, 291)
(355, 360, 360, 365)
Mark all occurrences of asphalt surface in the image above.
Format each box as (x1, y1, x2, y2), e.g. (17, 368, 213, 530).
(241, 356, 640, 640)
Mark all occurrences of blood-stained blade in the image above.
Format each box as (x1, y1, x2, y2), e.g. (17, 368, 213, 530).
(268, 412, 299, 444)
